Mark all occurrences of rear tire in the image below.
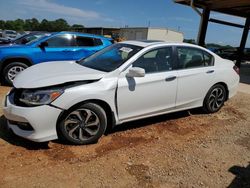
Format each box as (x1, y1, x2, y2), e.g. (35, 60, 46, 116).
(3, 62, 28, 86)
(58, 103, 107, 145)
(203, 84, 226, 113)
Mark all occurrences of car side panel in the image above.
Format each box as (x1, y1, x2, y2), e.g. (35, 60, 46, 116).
(212, 58, 239, 99)
(72, 39, 112, 60)
(32, 47, 78, 63)
(175, 66, 216, 109)
(117, 70, 178, 122)
(51, 78, 119, 122)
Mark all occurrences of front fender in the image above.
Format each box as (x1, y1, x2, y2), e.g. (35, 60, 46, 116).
(51, 78, 118, 122)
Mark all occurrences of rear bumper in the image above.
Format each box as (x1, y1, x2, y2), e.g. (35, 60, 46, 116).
(228, 79, 239, 99)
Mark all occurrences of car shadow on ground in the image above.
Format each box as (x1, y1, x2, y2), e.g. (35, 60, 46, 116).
(0, 108, 203, 149)
(111, 110, 193, 134)
(0, 115, 49, 150)
(228, 163, 250, 188)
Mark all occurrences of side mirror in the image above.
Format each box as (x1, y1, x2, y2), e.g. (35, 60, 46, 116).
(38, 41, 48, 49)
(126, 67, 145, 78)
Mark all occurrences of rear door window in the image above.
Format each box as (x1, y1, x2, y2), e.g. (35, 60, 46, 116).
(177, 47, 214, 69)
(75, 36, 95, 46)
(94, 38, 103, 46)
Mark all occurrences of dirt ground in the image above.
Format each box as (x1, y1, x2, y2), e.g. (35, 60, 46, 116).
(0, 86, 249, 188)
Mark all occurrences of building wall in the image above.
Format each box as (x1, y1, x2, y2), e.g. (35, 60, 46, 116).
(120, 28, 184, 42)
(147, 28, 183, 42)
(120, 28, 148, 40)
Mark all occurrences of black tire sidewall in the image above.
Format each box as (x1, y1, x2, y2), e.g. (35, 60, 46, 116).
(203, 84, 226, 113)
(3, 62, 28, 85)
(58, 103, 107, 145)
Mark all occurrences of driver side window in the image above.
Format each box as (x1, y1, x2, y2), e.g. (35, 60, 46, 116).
(132, 47, 173, 73)
(46, 34, 74, 47)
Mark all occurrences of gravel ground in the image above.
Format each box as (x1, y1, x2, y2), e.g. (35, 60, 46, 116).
(0, 86, 249, 188)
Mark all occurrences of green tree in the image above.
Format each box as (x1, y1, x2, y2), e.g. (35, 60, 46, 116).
(13, 19, 25, 31)
(71, 24, 84, 28)
(2, 18, 83, 32)
(71, 24, 84, 31)
(53, 19, 70, 31)
(0, 20, 5, 30)
(4, 20, 15, 30)
(31, 18, 40, 31)
(39, 19, 50, 31)
(24, 19, 32, 31)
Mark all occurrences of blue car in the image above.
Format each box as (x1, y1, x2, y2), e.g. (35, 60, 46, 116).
(0, 31, 113, 85)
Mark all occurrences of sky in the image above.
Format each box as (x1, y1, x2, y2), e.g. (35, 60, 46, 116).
(0, 0, 249, 47)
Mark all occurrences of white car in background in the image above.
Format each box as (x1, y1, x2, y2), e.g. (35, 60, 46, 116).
(2, 30, 17, 39)
(3, 41, 239, 145)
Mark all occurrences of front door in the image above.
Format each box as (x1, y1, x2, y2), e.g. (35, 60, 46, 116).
(34, 34, 76, 63)
(117, 46, 178, 122)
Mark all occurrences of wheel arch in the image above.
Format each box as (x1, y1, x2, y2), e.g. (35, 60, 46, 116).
(56, 99, 116, 137)
(0, 57, 33, 75)
(202, 82, 229, 113)
(212, 82, 229, 101)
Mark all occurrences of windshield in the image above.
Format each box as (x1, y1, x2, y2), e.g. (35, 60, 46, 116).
(26, 33, 51, 45)
(14, 33, 47, 44)
(79, 43, 143, 72)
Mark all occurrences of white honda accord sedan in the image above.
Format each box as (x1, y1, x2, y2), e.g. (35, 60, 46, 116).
(3, 41, 239, 144)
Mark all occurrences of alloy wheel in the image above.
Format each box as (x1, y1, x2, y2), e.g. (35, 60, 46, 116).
(64, 108, 101, 142)
(208, 87, 225, 111)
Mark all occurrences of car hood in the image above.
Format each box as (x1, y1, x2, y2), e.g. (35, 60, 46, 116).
(13, 61, 106, 89)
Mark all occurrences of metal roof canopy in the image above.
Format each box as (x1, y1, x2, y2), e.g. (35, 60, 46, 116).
(174, 0, 250, 68)
(175, 0, 250, 18)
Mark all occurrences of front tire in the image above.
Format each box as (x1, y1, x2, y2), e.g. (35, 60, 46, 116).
(3, 62, 28, 85)
(58, 103, 107, 145)
(203, 84, 226, 113)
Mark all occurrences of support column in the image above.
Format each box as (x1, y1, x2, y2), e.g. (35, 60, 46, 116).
(236, 17, 250, 68)
(197, 8, 210, 47)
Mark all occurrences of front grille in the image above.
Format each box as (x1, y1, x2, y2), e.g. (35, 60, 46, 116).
(8, 120, 34, 131)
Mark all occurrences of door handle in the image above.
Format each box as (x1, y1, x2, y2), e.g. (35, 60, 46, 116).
(165, 76, 177, 81)
(206, 70, 214, 74)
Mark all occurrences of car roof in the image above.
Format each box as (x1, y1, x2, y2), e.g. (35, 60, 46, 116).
(120, 40, 166, 47)
(56, 31, 112, 40)
(27, 31, 113, 45)
(120, 40, 206, 49)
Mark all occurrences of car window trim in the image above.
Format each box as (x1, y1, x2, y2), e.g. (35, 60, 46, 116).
(124, 45, 177, 74)
(174, 45, 215, 70)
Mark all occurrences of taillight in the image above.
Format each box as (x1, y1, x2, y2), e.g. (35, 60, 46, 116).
(233, 65, 240, 75)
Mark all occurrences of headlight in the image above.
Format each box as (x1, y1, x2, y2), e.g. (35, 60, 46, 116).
(19, 89, 63, 106)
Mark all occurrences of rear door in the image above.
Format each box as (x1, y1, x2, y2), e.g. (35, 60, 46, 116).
(73, 36, 106, 60)
(175, 46, 215, 109)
